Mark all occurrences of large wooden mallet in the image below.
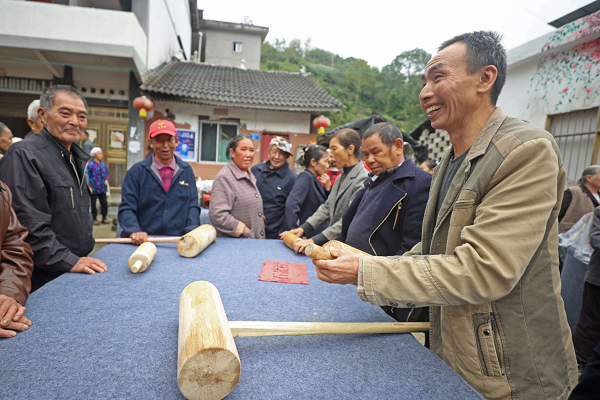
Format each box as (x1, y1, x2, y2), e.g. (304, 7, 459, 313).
(95, 225, 217, 258)
(178, 281, 429, 400)
(281, 232, 301, 250)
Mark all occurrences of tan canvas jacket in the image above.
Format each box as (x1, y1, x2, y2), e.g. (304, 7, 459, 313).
(357, 108, 578, 400)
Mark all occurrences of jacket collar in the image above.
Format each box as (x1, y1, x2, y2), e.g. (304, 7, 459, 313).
(142, 153, 186, 170)
(40, 128, 90, 164)
(425, 107, 507, 247)
(368, 158, 417, 188)
(259, 160, 290, 178)
(335, 162, 364, 196)
(227, 159, 254, 181)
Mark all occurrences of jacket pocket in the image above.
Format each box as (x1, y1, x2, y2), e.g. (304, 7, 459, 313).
(52, 184, 76, 211)
(473, 313, 504, 377)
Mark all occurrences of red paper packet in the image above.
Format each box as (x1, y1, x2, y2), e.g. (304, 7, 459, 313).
(259, 260, 309, 285)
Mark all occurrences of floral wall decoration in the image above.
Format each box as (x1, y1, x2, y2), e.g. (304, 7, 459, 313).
(526, 37, 600, 115)
(542, 11, 600, 52)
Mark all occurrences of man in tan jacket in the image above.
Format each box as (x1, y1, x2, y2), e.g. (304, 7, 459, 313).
(313, 31, 578, 400)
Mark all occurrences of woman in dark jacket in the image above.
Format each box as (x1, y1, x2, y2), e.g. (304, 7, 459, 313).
(283, 145, 330, 238)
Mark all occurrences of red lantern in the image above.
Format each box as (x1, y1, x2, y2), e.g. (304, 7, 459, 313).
(133, 96, 154, 118)
(313, 115, 330, 135)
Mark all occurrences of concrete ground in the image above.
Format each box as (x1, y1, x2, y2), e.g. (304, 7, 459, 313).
(90, 192, 121, 256)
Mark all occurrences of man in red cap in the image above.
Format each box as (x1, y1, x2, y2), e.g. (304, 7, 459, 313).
(118, 119, 200, 244)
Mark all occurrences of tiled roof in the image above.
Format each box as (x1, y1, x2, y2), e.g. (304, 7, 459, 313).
(141, 58, 343, 112)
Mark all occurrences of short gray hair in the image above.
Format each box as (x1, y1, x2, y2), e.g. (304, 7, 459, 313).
(27, 99, 41, 121)
(579, 165, 600, 185)
(362, 122, 404, 148)
(40, 85, 88, 112)
(0, 122, 8, 136)
(438, 31, 507, 106)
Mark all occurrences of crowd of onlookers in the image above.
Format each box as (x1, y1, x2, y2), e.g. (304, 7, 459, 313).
(1, 30, 600, 399)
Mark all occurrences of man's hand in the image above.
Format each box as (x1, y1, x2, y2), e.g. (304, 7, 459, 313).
(130, 231, 149, 245)
(279, 227, 304, 240)
(318, 173, 332, 191)
(293, 238, 314, 254)
(0, 294, 27, 328)
(0, 316, 32, 338)
(70, 257, 108, 274)
(313, 247, 360, 285)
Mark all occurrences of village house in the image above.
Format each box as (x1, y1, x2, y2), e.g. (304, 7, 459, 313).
(498, 4, 600, 183)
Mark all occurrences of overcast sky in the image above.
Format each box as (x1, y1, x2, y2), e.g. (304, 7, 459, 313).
(201, 0, 593, 69)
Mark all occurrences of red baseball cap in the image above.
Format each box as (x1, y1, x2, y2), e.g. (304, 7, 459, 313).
(149, 119, 177, 138)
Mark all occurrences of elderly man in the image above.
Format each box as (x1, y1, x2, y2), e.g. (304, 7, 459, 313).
(338, 122, 430, 322)
(0, 181, 34, 338)
(251, 137, 296, 239)
(0, 122, 13, 159)
(118, 119, 200, 245)
(80, 130, 94, 156)
(559, 165, 600, 233)
(314, 31, 577, 400)
(24, 99, 44, 140)
(0, 85, 107, 291)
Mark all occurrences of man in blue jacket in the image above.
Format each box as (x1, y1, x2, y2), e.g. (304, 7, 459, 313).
(119, 119, 200, 245)
(251, 137, 297, 239)
(338, 122, 431, 320)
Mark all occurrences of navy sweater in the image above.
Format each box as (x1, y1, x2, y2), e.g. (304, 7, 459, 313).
(283, 170, 329, 237)
(119, 154, 200, 237)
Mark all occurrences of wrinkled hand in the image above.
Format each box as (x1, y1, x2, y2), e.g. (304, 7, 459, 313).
(0, 294, 27, 329)
(318, 173, 332, 191)
(130, 232, 149, 245)
(279, 227, 304, 240)
(0, 316, 32, 338)
(70, 257, 108, 274)
(313, 247, 360, 285)
(293, 238, 314, 254)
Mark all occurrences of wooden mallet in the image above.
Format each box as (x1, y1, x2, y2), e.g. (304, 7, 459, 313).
(127, 242, 157, 273)
(95, 225, 217, 258)
(178, 281, 429, 400)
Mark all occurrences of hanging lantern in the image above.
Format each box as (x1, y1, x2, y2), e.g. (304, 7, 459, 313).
(313, 115, 330, 135)
(133, 96, 154, 118)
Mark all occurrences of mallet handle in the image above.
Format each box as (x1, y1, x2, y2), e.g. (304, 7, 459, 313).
(95, 237, 181, 244)
(228, 321, 430, 337)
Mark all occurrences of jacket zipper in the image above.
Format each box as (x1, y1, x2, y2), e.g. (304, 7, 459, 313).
(68, 153, 84, 196)
(70, 187, 75, 210)
(392, 201, 403, 230)
(490, 313, 504, 375)
(368, 193, 407, 256)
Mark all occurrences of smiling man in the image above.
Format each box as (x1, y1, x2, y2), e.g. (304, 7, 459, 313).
(0, 85, 107, 291)
(251, 136, 296, 239)
(118, 119, 200, 245)
(313, 32, 578, 399)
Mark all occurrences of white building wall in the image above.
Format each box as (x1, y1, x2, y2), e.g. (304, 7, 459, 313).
(146, 0, 191, 70)
(203, 29, 263, 70)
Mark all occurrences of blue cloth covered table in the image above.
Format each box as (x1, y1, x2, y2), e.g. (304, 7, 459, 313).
(1, 239, 482, 399)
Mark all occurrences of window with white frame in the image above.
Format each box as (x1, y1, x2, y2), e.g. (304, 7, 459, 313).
(233, 42, 243, 52)
(199, 121, 239, 163)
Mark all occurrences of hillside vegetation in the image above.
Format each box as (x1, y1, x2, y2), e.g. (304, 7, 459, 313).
(261, 38, 430, 133)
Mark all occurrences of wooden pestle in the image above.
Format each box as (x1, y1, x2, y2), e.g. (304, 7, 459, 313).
(282, 232, 301, 250)
(127, 242, 157, 273)
(305, 240, 369, 260)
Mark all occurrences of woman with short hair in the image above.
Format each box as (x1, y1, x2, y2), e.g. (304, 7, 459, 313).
(209, 135, 266, 239)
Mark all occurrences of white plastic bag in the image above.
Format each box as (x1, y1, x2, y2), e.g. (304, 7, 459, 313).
(558, 212, 594, 264)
